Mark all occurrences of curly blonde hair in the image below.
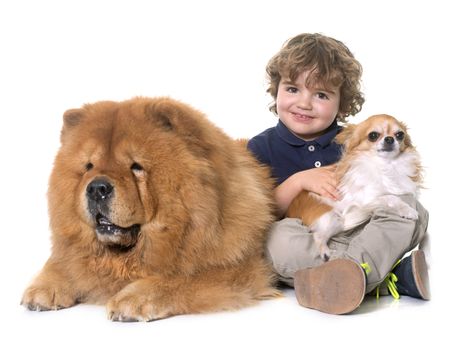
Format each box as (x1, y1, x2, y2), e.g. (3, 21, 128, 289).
(266, 33, 365, 123)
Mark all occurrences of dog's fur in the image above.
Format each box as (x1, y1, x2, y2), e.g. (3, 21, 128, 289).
(21, 97, 279, 321)
(286, 114, 422, 260)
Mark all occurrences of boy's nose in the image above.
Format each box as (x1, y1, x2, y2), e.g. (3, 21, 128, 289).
(297, 96, 313, 110)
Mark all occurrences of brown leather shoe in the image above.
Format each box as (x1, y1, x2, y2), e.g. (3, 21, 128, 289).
(294, 259, 366, 315)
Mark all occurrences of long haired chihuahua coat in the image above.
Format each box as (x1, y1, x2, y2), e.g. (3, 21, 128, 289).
(286, 114, 422, 261)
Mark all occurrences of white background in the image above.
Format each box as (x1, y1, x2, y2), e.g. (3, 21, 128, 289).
(1, 0, 461, 348)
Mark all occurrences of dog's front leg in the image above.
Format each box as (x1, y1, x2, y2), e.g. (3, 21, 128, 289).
(21, 258, 79, 311)
(106, 267, 277, 322)
(312, 211, 343, 261)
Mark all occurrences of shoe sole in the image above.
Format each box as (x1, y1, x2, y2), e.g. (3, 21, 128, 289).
(294, 259, 365, 315)
(411, 250, 431, 300)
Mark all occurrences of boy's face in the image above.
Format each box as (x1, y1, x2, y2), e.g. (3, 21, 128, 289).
(276, 70, 340, 141)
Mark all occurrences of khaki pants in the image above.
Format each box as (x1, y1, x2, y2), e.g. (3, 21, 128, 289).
(266, 194, 429, 293)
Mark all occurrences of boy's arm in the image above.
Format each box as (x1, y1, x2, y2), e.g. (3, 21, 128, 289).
(247, 136, 338, 217)
(275, 166, 339, 217)
(274, 172, 304, 217)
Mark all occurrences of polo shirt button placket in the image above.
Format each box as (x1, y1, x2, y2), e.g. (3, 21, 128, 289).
(308, 145, 315, 152)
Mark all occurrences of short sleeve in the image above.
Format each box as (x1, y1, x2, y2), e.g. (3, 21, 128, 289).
(247, 137, 270, 166)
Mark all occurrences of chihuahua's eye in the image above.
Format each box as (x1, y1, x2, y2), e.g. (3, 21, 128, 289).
(395, 131, 405, 141)
(368, 132, 380, 142)
(85, 163, 94, 171)
(131, 162, 144, 172)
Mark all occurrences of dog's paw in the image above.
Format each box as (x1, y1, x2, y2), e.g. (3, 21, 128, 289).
(313, 233, 333, 262)
(319, 245, 333, 262)
(381, 195, 419, 220)
(107, 282, 172, 322)
(21, 285, 76, 311)
(398, 206, 419, 220)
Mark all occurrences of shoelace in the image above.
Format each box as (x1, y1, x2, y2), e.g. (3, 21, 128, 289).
(376, 259, 401, 300)
(360, 262, 371, 275)
(361, 261, 401, 300)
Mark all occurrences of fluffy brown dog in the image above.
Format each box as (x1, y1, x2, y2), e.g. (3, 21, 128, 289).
(21, 97, 278, 321)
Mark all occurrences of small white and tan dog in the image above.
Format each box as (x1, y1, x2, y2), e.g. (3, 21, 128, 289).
(287, 114, 423, 261)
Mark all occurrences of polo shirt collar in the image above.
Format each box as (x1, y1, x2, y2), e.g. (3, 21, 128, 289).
(276, 119, 340, 147)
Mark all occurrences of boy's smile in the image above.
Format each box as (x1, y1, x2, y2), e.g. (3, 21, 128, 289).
(276, 70, 341, 141)
(291, 112, 315, 122)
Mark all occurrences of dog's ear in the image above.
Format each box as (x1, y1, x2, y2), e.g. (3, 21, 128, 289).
(335, 124, 355, 146)
(61, 108, 85, 143)
(145, 99, 175, 131)
(63, 108, 84, 127)
(146, 98, 203, 135)
(397, 120, 414, 148)
(146, 98, 212, 158)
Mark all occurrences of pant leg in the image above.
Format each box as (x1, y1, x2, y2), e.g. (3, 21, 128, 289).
(265, 218, 326, 286)
(331, 195, 429, 293)
(266, 195, 428, 292)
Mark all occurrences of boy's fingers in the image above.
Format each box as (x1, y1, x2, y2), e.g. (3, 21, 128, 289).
(320, 183, 340, 201)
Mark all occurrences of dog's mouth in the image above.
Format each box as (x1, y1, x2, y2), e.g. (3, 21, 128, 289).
(378, 143, 397, 153)
(95, 213, 141, 248)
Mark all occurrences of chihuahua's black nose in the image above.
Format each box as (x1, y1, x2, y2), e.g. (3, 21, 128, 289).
(384, 136, 395, 145)
(86, 178, 113, 202)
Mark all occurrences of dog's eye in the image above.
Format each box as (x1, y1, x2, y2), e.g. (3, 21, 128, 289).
(368, 132, 380, 142)
(131, 163, 144, 172)
(395, 131, 405, 141)
(85, 163, 94, 171)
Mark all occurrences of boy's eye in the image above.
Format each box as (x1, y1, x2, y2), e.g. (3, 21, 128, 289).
(316, 92, 328, 99)
(286, 87, 298, 93)
(368, 132, 380, 142)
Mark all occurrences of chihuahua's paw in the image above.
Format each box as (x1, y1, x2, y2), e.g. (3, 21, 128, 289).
(319, 245, 333, 262)
(382, 195, 419, 220)
(398, 205, 419, 220)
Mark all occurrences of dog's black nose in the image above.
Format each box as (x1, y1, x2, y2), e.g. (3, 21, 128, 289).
(384, 136, 395, 145)
(86, 178, 114, 202)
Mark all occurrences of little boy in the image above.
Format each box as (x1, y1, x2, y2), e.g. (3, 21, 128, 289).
(248, 33, 430, 314)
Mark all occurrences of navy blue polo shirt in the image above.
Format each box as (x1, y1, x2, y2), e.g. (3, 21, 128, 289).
(248, 119, 343, 185)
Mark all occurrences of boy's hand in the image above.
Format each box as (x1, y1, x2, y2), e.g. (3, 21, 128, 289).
(274, 164, 340, 217)
(297, 165, 339, 201)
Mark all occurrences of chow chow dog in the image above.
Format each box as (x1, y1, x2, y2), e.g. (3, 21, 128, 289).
(21, 97, 278, 321)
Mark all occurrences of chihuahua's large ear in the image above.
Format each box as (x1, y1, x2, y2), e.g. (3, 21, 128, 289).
(335, 124, 355, 146)
(398, 120, 414, 148)
(60, 108, 84, 143)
